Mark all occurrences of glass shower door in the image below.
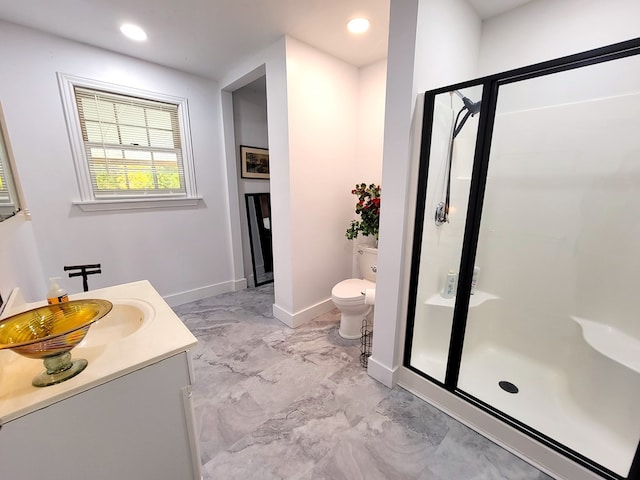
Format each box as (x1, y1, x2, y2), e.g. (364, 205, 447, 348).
(407, 85, 483, 383)
(457, 54, 640, 478)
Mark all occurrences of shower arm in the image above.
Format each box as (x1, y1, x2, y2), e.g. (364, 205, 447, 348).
(444, 107, 468, 218)
(436, 106, 467, 226)
(454, 90, 482, 115)
(453, 109, 474, 139)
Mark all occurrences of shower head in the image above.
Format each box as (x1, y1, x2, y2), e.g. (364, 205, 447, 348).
(451, 90, 481, 139)
(436, 89, 483, 228)
(454, 90, 481, 115)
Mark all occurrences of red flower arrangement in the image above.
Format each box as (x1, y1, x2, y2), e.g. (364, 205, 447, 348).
(345, 183, 381, 241)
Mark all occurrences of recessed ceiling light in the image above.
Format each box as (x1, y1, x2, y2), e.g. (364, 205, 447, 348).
(120, 23, 147, 42)
(347, 18, 370, 34)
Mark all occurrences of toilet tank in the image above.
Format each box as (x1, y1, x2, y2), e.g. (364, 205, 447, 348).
(357, 245, 378, 282)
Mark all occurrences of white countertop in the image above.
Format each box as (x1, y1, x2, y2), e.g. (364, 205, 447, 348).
(0, 280, 197, 424)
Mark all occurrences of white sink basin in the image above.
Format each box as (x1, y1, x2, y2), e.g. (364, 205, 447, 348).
(79, 298, 155, 348)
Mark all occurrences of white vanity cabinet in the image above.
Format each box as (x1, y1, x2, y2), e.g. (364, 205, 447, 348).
(0, 352, 201, 480)
(0, 280, 202, 480)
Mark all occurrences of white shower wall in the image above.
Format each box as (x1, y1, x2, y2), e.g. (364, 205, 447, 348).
(455, 55, 640, 477)
(474, 55, 640, 348)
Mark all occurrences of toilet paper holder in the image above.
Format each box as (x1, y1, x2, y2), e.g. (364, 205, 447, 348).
(361, 288, 376, 306)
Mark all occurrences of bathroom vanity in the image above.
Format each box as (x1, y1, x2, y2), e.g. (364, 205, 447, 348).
(0, 280, 201, 480)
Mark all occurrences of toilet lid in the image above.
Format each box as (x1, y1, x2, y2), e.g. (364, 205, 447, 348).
(331, 279, 375, 302)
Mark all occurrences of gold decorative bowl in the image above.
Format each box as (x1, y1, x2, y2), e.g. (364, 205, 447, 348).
(0, 299, 113, 387)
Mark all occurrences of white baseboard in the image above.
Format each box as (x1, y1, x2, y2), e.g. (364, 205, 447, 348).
(233, 278, 247, 291)
(367, 356, 399, 388)
(273, 298, 335, 328)
(272, 304, 293, 327)
(164, 279, 245, 307)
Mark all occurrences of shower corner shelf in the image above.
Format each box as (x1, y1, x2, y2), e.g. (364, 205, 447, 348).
(571, 315, 640, 374)
(424, 290, 499, 308)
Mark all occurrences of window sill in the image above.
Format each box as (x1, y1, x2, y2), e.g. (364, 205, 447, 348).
(73, 196, 203, 212)
(0, 203, 18, 216)
(0, 209, 30, 223)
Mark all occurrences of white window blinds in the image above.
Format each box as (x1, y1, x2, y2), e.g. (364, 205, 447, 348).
(74, 87, 186, 198)
(0, 155, 10, 204)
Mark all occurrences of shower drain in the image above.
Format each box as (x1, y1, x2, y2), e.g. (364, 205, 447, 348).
(499, 381, 519, 394)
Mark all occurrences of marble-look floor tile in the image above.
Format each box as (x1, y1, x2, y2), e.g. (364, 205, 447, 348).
(174, 284, 553, 480)
(376, 388, 451, 446)
(196, 390, 269, 464)
(302, 416, 444, 480)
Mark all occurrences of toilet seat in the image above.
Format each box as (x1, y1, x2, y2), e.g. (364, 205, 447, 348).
(331, 279, 375, 304)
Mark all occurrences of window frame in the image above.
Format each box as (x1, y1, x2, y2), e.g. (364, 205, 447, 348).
(58, 73, 200, 212)
(0, 126, 18, 218)
(0, 102, 25, 220)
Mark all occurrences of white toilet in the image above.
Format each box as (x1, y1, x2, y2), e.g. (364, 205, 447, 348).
(331, 245, 377, 339)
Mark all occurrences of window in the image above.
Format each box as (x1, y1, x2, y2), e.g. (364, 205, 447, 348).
(58, 74, 199, 211)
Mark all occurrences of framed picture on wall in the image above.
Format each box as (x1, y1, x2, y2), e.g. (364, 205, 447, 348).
(240, 145, 270, 179)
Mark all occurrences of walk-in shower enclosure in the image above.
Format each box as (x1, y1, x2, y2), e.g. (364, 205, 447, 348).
(404, 39, 640, 480)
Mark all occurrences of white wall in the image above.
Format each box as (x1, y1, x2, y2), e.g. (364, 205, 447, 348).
(356, 59, 386, 187)
(218, 38, 294, 318)
(348, 59, 387, 276)
(0, 21, 233, 304)
(0, 20, 386, 322)
(478, 0, 640, 77)
(285, 37, 359, 318)
(219, 37, 386, 327)
(413, 0, 482, 91)
(232, 82, 270, 284)
(0, 214, 45, 302)
(232, 82, 269, 180)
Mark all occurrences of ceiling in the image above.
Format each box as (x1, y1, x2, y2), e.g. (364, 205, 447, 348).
(0, 0, 534, 81)
(467, 0, 533, 19)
